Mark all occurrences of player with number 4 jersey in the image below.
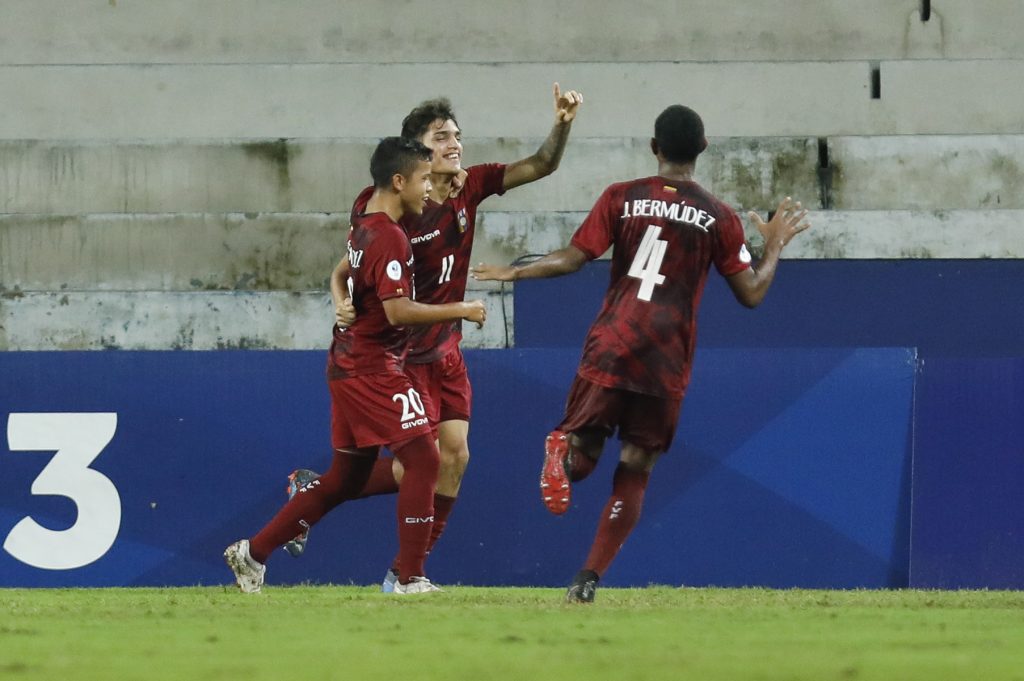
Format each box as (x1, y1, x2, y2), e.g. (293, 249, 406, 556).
(569, 176, 750, 400)
(471, 105, 811, 603)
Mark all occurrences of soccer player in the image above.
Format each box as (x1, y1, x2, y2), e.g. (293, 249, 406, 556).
(224, 136, 486, 594)
(470, 105, 811, 602)
(288, 84, 583, 590)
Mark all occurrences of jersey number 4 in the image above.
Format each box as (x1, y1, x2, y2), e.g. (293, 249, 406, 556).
(627, 225, 668, 301)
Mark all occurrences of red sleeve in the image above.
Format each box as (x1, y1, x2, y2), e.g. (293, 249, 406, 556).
(712, 207, 753, 277)
(351, 186, 374, 223)
(365, 226, 414, 302)
(462, 164, 507, 206)
(570, 186, 617, 259)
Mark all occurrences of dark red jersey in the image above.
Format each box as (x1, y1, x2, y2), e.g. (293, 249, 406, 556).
(328, 211, 414, 379)
(353, 163, 506, 364)
(570, 177, 752, 398)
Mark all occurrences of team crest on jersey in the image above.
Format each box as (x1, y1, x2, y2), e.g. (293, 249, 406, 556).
(457, 208, 468, 233)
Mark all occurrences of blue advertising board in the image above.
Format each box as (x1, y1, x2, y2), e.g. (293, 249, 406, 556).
(1, 347, 915, 588)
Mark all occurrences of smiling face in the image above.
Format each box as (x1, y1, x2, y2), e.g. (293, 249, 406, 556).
(397, 159, 434, 216)
(419, 118, 463, 176)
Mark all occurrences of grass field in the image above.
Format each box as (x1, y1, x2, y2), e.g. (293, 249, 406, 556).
(1, 586, 1023, 681)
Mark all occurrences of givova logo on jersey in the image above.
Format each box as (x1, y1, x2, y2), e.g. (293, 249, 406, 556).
(393, 388, 429, 430)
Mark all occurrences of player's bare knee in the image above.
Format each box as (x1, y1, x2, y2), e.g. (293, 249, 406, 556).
(437, 423, 471, 472)
(620, 444, 660, 472)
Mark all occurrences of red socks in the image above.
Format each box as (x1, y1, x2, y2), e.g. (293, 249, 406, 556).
(249, 450, 376, 563)
(390, 435, 441, 583)
(426, 494, 456, 556)
(357, 456, 401, 497)
(390, 492, 456, 574)
(583, 463, 650, 576)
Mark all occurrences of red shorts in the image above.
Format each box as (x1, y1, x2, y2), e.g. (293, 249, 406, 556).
(405, 345, 473, 424)
(558, 375, 683, 453)
(329, 370, 433, 449)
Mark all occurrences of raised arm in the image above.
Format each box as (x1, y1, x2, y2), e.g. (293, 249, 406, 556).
(471, 244, 590, 282)
(726, 197, 811, 308)
(501, 83, 582, 191)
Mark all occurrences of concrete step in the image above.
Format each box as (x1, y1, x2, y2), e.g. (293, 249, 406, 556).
(4, 209, 1021, 296)
(829, 136, 1024, 209)
(7, 135, 1023, 215)
(477, 210, 1024, 262)
(3, 1, 1020, 64)
(0, 289, 512, 351)
(0, 212, 345, 292)
(3, 60, 1023, 138)
(0, 137, 819, 214)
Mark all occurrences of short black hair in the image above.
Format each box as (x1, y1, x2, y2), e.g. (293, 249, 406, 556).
(369, 136, 432, 188)
(401, 97, 459, 140)
(654, 105, 706, 163)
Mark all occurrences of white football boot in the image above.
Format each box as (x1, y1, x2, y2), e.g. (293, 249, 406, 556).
(392, 576, 443, 594)
(224, 539, 266, 593)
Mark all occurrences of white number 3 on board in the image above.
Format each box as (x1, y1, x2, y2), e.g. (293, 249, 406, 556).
(4, 413, 121, 570)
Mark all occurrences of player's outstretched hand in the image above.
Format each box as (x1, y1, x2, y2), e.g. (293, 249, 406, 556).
(470, 263, 516, 282)
(554, 82, 582, 124)
(462, 299, 487, 328)
(748, 197, 811, 250)
(449, 168, 469, 199)
(335, 298, 356, 327)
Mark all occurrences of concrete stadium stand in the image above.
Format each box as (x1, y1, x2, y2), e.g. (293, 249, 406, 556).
(1, 1, 1021, 64)
(0, 138, 819, 214)
(0, 289, 512, 352)
(11, 61, 1024, 138)
(5, 135, 1021, 215)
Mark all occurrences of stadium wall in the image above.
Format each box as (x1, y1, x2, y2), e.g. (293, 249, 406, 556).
(0, 345, 913, 589)
(516, 260, 1024, 590)
(2, 260, 1022, 589)
(2, 1, 1022, 589)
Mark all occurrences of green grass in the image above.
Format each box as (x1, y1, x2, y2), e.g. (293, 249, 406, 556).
(1, 587, 1023, 681)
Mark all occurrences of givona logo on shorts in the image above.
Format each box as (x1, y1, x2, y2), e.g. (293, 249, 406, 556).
(404, 515, 435, 524)
(402, 417, 429, 430)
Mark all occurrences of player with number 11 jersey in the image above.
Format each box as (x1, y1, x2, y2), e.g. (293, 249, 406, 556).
(354, 162, 506, 366)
